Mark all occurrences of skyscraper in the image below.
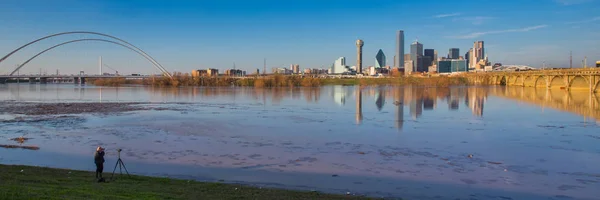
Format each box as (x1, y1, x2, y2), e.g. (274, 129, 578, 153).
(410, 41, 423, 73)
(375, 49, 386, 68)
(290, 64, 300, 74)
(471, 41, 484, 70)
(449, 48, 460, 59)
(332, 57, 348, 74)
(424, 49, 435, 58)
(356, 39, 364, 74)
(396, 31, 404, 69)
(424, 49, 435, 71)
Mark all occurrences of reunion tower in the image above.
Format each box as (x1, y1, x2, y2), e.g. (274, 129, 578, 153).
(356, 39, 364, 75)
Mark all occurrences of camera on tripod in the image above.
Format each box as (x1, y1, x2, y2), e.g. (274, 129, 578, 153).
(111, 148, 130, 181)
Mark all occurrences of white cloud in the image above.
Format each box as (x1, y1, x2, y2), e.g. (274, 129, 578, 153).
(566, 16, 600, 24)
(555, 0, 594, 5)
(433, 13, 461, 18)
(453, 16, 495, 25)
(451, 25, 549, 39)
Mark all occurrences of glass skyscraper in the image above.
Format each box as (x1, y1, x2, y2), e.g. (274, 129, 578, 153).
(395, 31, 404, 69)
(449, 48, 460, 59)
(375, 49, 386, 68)
(410, 41, 423, 73)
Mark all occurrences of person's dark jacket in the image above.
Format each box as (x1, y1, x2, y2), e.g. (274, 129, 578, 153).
(94, 151, 105, 164)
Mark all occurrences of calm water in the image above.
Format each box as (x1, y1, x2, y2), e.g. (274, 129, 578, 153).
(1, 84, 599, 200)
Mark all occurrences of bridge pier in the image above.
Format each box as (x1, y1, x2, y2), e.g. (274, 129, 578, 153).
(29, 78, 36, 84)
(73, 77, 86, 85)
(39, 77, 47, 84)
(0, 78, 6, 84)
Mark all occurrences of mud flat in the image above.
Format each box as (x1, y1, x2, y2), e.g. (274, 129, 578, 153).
(0, 101, 182, 116)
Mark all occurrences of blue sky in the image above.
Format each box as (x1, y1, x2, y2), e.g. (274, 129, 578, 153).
(0, 0, 599, 75)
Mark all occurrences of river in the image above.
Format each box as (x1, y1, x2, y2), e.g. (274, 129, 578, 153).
(0, 84, 599, 200)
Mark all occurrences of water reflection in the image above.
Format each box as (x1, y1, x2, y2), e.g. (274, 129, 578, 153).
(355, 88, 362, 125)
(2, 84, 599, 126)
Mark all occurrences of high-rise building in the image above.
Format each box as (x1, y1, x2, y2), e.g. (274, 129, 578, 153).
(356, 39, 364, 75)
(396, 31, 404, 69)
(471, 41, 484, 70)
(424, 49, 435, 59)
(410, 41, 423, 73)
(449, 48, 460, 59)
(290, 64, 300, 74)
(422, 56, 432, 72)
(466, 48, 473, 68)
(332, 57, 349, 74)
(424, 49, 435, 71)
(375, 49, 386, 68)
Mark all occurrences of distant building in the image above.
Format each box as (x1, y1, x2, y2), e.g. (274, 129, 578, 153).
(255, 68, 260, 75)
(428, 63, 437, 73)
(331, 57, 352, 74)
(466, 48, 473, 69)
(438, 59, 468, 73)
(470, 41, 484, 70)
(424, 49, 435, 59)
(395, 30, 405, 69)
(375, 49, 386, 68)
(290, 64, 300, 74)
(272, 67, 292, 74)
(368, 66, 389, 76)
(356, 40, 364, 74)
(207, 68, 219, 76)
(410, 41, 424, 73)
(422, 56, 432, 72)
(596, 61, 600, 68)
(225, 69, 244, 76)
(404, 61, 413, 75)
(449, 48, 460, 59)
(192, 69, 208, 77)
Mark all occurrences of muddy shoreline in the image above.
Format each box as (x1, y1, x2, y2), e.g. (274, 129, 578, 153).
(0, 101, 184, 115)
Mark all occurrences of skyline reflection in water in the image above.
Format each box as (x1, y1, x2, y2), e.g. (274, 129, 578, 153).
(1, 83, 600, 199)
(1, 84, 599, 127)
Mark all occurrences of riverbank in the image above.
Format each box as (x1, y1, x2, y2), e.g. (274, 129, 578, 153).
(90, 75, 469, 87)
(0, 164, 375, 200)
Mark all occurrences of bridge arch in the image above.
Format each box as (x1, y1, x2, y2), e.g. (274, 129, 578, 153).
(524, 76, 535, 87)
(534, 76, 547, 88)
(10, 39, 167, 77)
(548, 75, 565, 89)
(514, 75, 524, 86)
(568, 76, 589, 90)
(498, 76, 507, 85)
(0, 31, 172, 78)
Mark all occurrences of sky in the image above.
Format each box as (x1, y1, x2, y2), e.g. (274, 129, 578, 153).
(0, 0, 599, 75)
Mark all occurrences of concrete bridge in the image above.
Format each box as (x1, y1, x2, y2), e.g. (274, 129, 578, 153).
(466, 68, 600, 93)
(0, 75, 157, 84)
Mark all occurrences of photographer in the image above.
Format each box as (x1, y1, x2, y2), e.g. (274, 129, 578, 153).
(94, 146, 105, 179)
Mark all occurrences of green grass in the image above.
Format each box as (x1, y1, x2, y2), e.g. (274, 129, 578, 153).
(0, 164, 377, 200)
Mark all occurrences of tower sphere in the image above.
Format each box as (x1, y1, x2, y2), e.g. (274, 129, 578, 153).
(356, 39, 364, 47)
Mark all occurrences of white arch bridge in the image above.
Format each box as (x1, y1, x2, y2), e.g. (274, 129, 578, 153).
(0, 31, 172, 84)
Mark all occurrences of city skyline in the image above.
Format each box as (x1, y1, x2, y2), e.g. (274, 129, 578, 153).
(0, 0, 599, 75)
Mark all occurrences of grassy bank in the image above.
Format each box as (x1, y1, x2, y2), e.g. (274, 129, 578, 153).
(0, 164, 375, 200)
(91, 74, 468, 88)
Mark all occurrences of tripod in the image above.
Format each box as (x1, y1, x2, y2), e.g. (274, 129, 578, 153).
(110, 149, 130, 181)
